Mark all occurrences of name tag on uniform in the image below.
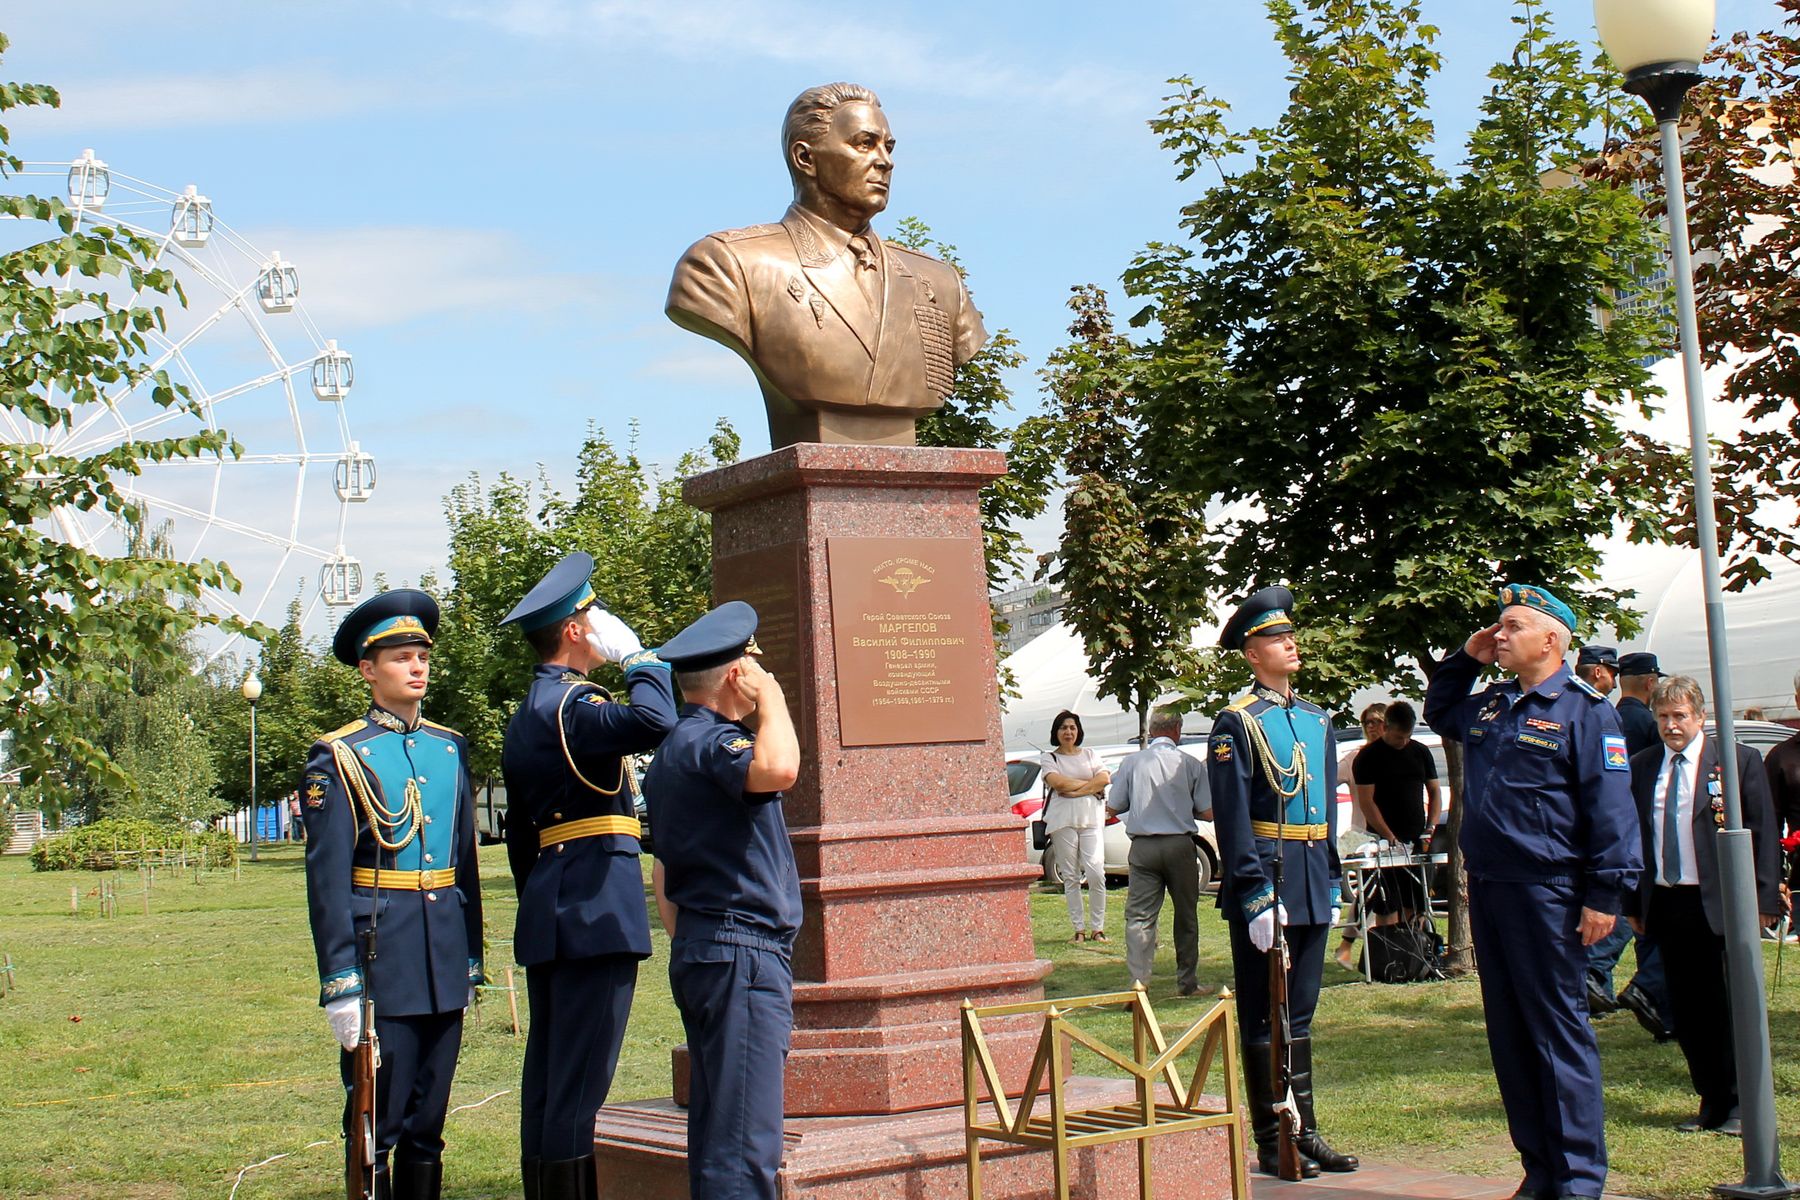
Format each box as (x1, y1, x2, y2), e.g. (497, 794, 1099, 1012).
(1517, 731, 1563, 754)
(1602, 734, 1629, 771)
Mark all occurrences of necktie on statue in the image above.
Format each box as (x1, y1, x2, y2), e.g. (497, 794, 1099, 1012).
(847, 234, 881, 313)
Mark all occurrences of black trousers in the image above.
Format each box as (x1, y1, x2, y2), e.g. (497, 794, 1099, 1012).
(520, 954, 638, 1160)
(1229, 918, 1327, 1042)
(1649, 885, 1737, 1120)
(339, 1009, 464, 1172)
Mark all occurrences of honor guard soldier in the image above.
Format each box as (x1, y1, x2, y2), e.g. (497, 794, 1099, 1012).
(499, 553, 676, 1200)
(301, 589, 484, 1200)
(1424, 584, 1641, 1200)
(1207, 587, 1357, 1178)
(646, 603, 802, 1200)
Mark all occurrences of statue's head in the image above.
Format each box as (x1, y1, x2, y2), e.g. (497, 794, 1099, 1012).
(782, 82, 892, 231)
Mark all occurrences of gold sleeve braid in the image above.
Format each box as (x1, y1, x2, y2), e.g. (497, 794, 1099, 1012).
(330, 738, 422, 852)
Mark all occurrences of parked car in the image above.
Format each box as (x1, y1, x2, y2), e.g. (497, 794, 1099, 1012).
(1009, 743, 1220, 893)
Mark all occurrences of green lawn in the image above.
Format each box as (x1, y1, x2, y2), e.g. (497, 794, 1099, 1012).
(0, 847, 1794, 1198)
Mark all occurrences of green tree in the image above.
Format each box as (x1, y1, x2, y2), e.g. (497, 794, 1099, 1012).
(1064, 0, 1678, 964)
(1043, 285, 1208, 741)
(1, 35, 254, 792)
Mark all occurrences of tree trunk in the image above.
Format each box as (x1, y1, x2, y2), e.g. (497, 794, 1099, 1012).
(1418, 651, 1475, 974)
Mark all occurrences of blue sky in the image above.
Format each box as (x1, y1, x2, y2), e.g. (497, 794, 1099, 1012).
(1, 0, 1785, 640)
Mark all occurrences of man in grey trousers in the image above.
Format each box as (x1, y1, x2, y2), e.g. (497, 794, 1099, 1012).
(1108, 709, 1215, 995)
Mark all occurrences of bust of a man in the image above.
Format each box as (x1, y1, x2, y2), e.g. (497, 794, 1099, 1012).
(666, 82, 987, 449)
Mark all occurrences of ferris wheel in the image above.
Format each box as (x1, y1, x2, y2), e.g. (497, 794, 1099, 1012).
(4, 150, 373, 660)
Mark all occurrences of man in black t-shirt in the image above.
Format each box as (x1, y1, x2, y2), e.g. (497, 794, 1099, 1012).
(1352, 701, 1437, 921)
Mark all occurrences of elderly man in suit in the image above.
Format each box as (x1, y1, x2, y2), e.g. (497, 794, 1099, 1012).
(666, 82, 986, 449)
(1626, 675, 1782, 1136)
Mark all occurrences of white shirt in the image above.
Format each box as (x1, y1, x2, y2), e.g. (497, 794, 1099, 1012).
(1039, 748, 1105, 832)
(1652, 732, 1703, 887)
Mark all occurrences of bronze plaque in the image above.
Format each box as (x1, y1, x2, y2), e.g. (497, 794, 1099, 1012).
(713, 543, 810, 745)
(827, 536, 990, 747)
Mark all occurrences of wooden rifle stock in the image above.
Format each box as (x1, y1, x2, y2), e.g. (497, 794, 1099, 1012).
(1268, 926, 1303, 1181)
(347, 928, 379, 1200)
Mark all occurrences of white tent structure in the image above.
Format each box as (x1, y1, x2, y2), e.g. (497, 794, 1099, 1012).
(1000, 357, 1799, 750)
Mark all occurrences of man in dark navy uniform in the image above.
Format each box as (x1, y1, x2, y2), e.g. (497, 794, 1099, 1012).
(302, 589, 484, 1200)
(500, 553, 677, 1200)
(1207, 587, 1356, 1178)
(1615, 652, 1665, 758)
(646, 602, 802, 1200)
(1573, 645, 1618, 699)
(1424, 584, 1641, 1200)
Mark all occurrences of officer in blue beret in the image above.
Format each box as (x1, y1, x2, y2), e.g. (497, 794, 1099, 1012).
(1207, 586, 1356, 1178)
(302, 588, 484, 1200)
(1424, 584, 1641, 1200)
(646, 602, 802, 1200)
(499, 553, 677, 1200)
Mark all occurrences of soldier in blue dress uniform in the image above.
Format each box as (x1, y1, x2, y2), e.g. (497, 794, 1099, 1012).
(1207, 587, 1357, 1179)
(1424, 584, 1641, 1200)
(499, 552, 677, 1200)
(646, 602, 802, 1200)
(301, 588, 484, 1200)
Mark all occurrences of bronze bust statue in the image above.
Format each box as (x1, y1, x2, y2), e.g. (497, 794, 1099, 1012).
(666, 82, 988, 448)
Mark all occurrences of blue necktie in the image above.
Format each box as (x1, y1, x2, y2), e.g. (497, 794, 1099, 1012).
(1661, 752, 1686, 885)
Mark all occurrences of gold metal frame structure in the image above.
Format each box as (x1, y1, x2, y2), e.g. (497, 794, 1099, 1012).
(961, 985, 1249, 1200)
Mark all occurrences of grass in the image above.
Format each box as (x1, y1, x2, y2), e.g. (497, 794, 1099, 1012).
(0, 848, 1795, 1198)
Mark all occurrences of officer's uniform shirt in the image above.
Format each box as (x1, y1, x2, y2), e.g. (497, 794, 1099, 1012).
(646, 704, 802, 942)
(301, 704, 484, 1015)
(501, 654, 677, 966)
(1617, 695, 1659, 759)
(1424, 650, 1641, 912)
(1207, 684, 1341, 926)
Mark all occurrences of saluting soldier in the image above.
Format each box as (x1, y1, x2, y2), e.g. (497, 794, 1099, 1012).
(499, 552, 676, 1200)
(1207, 587, 1357, 1178)
(646, 602, 802, 1200)
(1424, 585, 1640, 1200)
(301, 588, 484, 1200)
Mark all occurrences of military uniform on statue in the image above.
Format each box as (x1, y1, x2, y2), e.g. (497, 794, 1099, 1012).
(301, 589, 485, 1200)
(500, 553, 677, 1200)
(1206, 587, 1356, 1178)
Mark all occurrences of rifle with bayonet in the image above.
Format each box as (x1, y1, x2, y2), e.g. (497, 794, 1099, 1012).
(1269, 766, 1303, 1181)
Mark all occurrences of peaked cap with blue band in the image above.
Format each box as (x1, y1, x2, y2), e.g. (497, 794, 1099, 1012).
(501, 551, 605, 632)
(659, 601, 761, 672)
(1498, 582, 1577, 634)
(331, 588, 439, 666)
(1219, 585, 1296, 652)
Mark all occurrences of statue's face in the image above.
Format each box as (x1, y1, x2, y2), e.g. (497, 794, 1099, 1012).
(800, 101, 894, 225)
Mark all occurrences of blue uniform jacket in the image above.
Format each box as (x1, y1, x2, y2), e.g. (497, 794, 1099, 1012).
(1207, 687, 1341, 926)
(502, 656, 677, 966)
(1424, 649, 1642, 914)
(301, 707, 484, 1016)
(645, 704, 802, 943)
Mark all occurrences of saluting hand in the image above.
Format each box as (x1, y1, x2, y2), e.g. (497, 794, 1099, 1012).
(1463, 623, 1502, 666)
(732, 656, 785, 712)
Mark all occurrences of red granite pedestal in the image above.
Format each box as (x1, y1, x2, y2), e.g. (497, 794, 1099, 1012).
(593, 444, 1076, 1197)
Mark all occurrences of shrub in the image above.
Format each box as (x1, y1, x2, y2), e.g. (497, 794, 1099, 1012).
(30, 817, 238, 872)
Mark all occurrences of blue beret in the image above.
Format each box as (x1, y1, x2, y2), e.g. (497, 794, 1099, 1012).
(1498, 583, 1577, 633)
(501, 552, 604, 633)
(1219, 585, 1296, 651)
(332, 588, 438, 666)
(1576, 644, 1618, 668)
(660, 601, 761, 672)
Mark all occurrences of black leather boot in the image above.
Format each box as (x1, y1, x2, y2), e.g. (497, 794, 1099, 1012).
(522, 1157, 541, 1200)
(391, 1157, 443, 1200)
(1241, 1040, 1319, 1179)
(539, 1155, 599, 1200)
(1290, 1037, 1358, 1172)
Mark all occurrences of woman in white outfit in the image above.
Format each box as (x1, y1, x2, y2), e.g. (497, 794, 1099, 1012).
(1040, 711, 1111, 942)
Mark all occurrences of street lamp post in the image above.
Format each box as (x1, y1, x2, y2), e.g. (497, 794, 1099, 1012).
(1594, 2, 1793, 1195)
(242, 673, 262, 864)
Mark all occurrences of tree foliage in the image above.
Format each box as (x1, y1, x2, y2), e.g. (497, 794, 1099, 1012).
(1594, 0, 1800, 589)
(1, 35, 256, 791)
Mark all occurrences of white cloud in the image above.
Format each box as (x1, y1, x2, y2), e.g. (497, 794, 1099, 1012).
(450, 0, 1147, 115)
(31, 66, 411, 132)
(234, 226, 619, 330)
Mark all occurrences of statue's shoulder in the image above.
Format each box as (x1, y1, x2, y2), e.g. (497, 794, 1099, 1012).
(710, 221, 787, 244)
(888, 242, 960, 276)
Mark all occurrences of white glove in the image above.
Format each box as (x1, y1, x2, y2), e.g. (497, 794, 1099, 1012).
(1248, 903, 1289, 952)
(1330, 906, 1341, 928)
(325, 995, 362, 1050)
(584, 606, 643, 663)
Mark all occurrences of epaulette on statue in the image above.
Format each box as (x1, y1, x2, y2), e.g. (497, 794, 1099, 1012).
(715, 223, 783, 242)
(1568, 676, 1607, 702)
(320, 718, 368, 744)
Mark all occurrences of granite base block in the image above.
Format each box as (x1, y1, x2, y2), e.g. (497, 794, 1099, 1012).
(595, 1077, 1242, 1200)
